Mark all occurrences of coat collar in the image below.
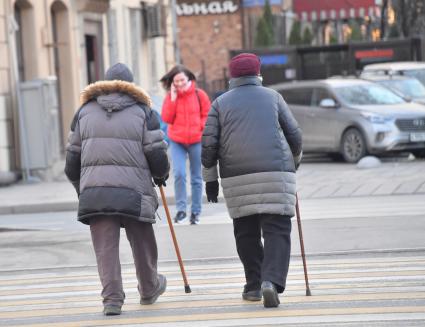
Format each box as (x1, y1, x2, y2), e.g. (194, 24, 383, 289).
(80, 80, 152, 107)
(229, 76, 262, 90)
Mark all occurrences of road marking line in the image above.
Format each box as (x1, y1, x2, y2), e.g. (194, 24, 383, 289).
(10, 306, 425, 327)
(2, 283, 425, 308)
(2, 292, 425, 319)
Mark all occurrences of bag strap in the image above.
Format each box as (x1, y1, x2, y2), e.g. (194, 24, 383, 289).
(195, 89, 202, 120)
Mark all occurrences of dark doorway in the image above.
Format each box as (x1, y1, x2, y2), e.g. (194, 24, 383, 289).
(85, 34, 99, 84)
(84, 20, 104, 84)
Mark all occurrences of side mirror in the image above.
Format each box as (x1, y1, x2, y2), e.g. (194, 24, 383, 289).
(319, 98, 338, 108)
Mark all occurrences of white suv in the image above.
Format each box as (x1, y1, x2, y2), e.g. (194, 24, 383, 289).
(361, 62, 425, 86)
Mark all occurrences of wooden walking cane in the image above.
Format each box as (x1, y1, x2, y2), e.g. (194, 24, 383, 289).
(295, 192, 312, 296)
(159, 186, 191, 293)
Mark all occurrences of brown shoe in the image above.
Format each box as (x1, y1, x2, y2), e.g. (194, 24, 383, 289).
(140, 274, 167, 305)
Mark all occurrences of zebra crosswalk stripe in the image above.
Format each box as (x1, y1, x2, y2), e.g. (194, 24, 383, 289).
(0, 254, 424, 326)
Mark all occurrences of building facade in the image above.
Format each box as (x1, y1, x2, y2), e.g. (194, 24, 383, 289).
(175, 0, 289, 95)
(0, 0, 174, 183)
(292, 0, 382, 45)
(176, 0, 243, 94)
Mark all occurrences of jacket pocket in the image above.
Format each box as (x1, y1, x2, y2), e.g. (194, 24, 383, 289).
(78, 186, 141, 218)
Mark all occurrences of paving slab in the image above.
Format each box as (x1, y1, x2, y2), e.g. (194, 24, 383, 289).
(1, 159, 425, 215)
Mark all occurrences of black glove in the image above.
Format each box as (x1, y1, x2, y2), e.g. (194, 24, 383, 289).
(153, 174, 168, 187)
(206, 181, 219, 203)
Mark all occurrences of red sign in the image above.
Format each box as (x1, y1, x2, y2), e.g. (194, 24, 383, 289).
(354, 49, 394, 60)
(294, 0, 377, 21)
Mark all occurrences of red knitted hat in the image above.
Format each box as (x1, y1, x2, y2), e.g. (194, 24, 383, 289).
(229, 53, 261, 78)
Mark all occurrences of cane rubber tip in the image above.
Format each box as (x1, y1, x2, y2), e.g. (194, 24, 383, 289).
(185, 285, 192, 293)
(306, 289, 312, 296)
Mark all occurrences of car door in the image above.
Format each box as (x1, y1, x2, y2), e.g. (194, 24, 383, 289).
(278, 87, 314, 151)
(307, 87, 341, 151)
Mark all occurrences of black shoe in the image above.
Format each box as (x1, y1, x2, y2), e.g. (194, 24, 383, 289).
(103, 305, 122, 316)
(242, 289, 262, 301)
(261, 281, 280, 308)
(140, 274, 167, 305)
(190, 213, 200, 225)
(174, 211, 187, 224)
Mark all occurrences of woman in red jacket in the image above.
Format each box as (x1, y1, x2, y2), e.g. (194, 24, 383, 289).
(160, 65, 211, 224)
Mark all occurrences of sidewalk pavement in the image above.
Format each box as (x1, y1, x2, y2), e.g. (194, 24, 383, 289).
(1, 159, 425, 215)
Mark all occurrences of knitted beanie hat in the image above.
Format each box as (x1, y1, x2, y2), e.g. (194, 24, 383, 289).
(229, 53, 261, 78)
(105, 63, 134, 82)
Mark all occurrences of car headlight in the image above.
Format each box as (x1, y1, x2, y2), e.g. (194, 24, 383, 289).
(361, 112, 393, 124)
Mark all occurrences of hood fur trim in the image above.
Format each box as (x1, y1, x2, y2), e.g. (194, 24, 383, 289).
(80, 80, 152, 107)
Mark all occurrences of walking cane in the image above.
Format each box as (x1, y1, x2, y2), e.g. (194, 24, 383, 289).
(159, 186, 192, 293)
(295, 192, 312, 296)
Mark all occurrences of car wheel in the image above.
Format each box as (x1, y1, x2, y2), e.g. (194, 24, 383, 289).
(411, 149, 425, 158)
(341, 128, 367, 163)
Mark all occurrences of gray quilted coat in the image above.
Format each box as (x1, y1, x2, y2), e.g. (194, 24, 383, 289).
(201, 76, 302, 219)
(65, 80, 169, 225)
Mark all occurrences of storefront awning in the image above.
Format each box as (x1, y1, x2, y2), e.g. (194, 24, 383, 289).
(294, 0, 380, 21)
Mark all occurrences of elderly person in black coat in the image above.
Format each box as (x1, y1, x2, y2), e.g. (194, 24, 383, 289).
(202, 53, 302, 308)
(65, 63, 169, 316)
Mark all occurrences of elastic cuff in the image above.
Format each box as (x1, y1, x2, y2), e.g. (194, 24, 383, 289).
(202, 165, 218, 182)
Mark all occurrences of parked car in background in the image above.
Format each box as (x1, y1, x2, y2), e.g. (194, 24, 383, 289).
(361, 62, 425, 86)
(362, 75, 425, 105)
(270, 78, 425, 163)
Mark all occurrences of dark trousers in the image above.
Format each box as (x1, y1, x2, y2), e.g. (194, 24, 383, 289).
(233, 214, 292, 293)
(90, 216, 159, 306)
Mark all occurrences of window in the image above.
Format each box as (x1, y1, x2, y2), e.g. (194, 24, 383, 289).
(312, 88, 335, 106)
(14, 4, 25, 81)
(333, 84, 405, 105)
(280, 88, 313, 106)
(403, 69, 425, 86)
(380, 79, 425, 98)
(83, 20, 104, 84)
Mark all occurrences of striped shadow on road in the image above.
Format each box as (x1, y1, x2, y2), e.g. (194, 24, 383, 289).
(0, 255, 424, 326)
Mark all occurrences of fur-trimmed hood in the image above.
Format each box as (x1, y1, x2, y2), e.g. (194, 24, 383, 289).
(80, 80, 152, 107)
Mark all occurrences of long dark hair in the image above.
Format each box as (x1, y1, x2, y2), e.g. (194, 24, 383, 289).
(160, 65, 196, 90)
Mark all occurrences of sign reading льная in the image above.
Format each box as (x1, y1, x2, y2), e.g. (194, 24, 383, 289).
(176, 0, 239, 16)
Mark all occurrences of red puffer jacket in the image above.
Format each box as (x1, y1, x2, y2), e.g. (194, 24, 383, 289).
(161, 82, 211, 144)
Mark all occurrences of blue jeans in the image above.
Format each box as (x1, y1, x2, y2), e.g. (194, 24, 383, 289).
(170, 141, 202, 215)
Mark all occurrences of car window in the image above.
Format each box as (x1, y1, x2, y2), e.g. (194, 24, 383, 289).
(379, 79, 425, 98)
(312, 88, 335, 106)
(333, 84, 405, 105)
(279, 88, 313, 106)
(402, 69, 425, 86)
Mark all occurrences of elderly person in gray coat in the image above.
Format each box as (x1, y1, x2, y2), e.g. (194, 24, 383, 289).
(202, 53, 302, 308)
(65, 63, 169, 316)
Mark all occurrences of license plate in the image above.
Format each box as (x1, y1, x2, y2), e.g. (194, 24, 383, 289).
(410, 132, 425, 142)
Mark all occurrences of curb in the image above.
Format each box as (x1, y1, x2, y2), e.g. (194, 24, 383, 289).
(0, 202, 78, 215)
(0, 196, 227, 215)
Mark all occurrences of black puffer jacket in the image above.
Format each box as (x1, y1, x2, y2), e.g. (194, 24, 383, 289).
(202, 76, 302, 218)
(65, 80, 169, 225)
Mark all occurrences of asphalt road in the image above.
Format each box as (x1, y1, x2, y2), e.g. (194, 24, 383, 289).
(1, 158, 424, 326)
(1, 197, 424, 271)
